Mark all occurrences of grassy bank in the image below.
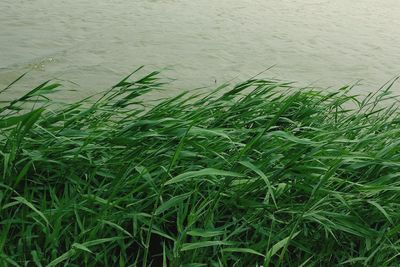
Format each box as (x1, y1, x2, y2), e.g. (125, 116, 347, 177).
(1, 70, 400, 266)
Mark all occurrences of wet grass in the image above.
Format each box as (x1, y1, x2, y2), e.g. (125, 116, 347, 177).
(1, 69, 400, 266)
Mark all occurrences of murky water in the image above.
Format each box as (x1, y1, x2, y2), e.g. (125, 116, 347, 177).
(1, 0, 400, 99)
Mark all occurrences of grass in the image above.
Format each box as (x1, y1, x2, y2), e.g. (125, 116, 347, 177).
(1, 69, 400, 266)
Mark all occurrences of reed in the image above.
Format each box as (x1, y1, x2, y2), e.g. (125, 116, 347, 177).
(1, 70, 400, 266)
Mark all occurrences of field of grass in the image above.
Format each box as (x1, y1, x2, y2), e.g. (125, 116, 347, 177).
(1, 69, 400, 266)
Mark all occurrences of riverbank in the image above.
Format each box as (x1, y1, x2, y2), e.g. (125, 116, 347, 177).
(1, 71, 400, 266)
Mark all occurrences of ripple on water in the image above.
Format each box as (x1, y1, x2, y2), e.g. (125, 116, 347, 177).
(0, 0, 400, 100)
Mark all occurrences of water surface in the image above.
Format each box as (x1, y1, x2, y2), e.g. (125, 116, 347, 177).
(1, 0, 400, 98)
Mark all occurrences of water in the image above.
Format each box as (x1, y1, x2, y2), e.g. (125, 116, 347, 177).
(1, 0, 400, 99)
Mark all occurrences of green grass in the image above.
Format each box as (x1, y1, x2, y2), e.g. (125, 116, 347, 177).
(1, 69, 400, 266)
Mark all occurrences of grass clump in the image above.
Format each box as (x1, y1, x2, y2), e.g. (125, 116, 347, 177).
(1, 70, 400, 266)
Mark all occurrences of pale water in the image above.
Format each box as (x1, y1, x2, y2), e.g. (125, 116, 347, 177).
(1, 0, 400, 98)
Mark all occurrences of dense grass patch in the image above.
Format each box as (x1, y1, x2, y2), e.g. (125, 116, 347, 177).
(1, 70, 400, 266)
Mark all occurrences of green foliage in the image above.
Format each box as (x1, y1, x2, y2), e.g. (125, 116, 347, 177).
(1, 71, 400, 266)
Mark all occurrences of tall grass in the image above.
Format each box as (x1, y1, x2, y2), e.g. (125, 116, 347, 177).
(1, 69, 400, 266)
